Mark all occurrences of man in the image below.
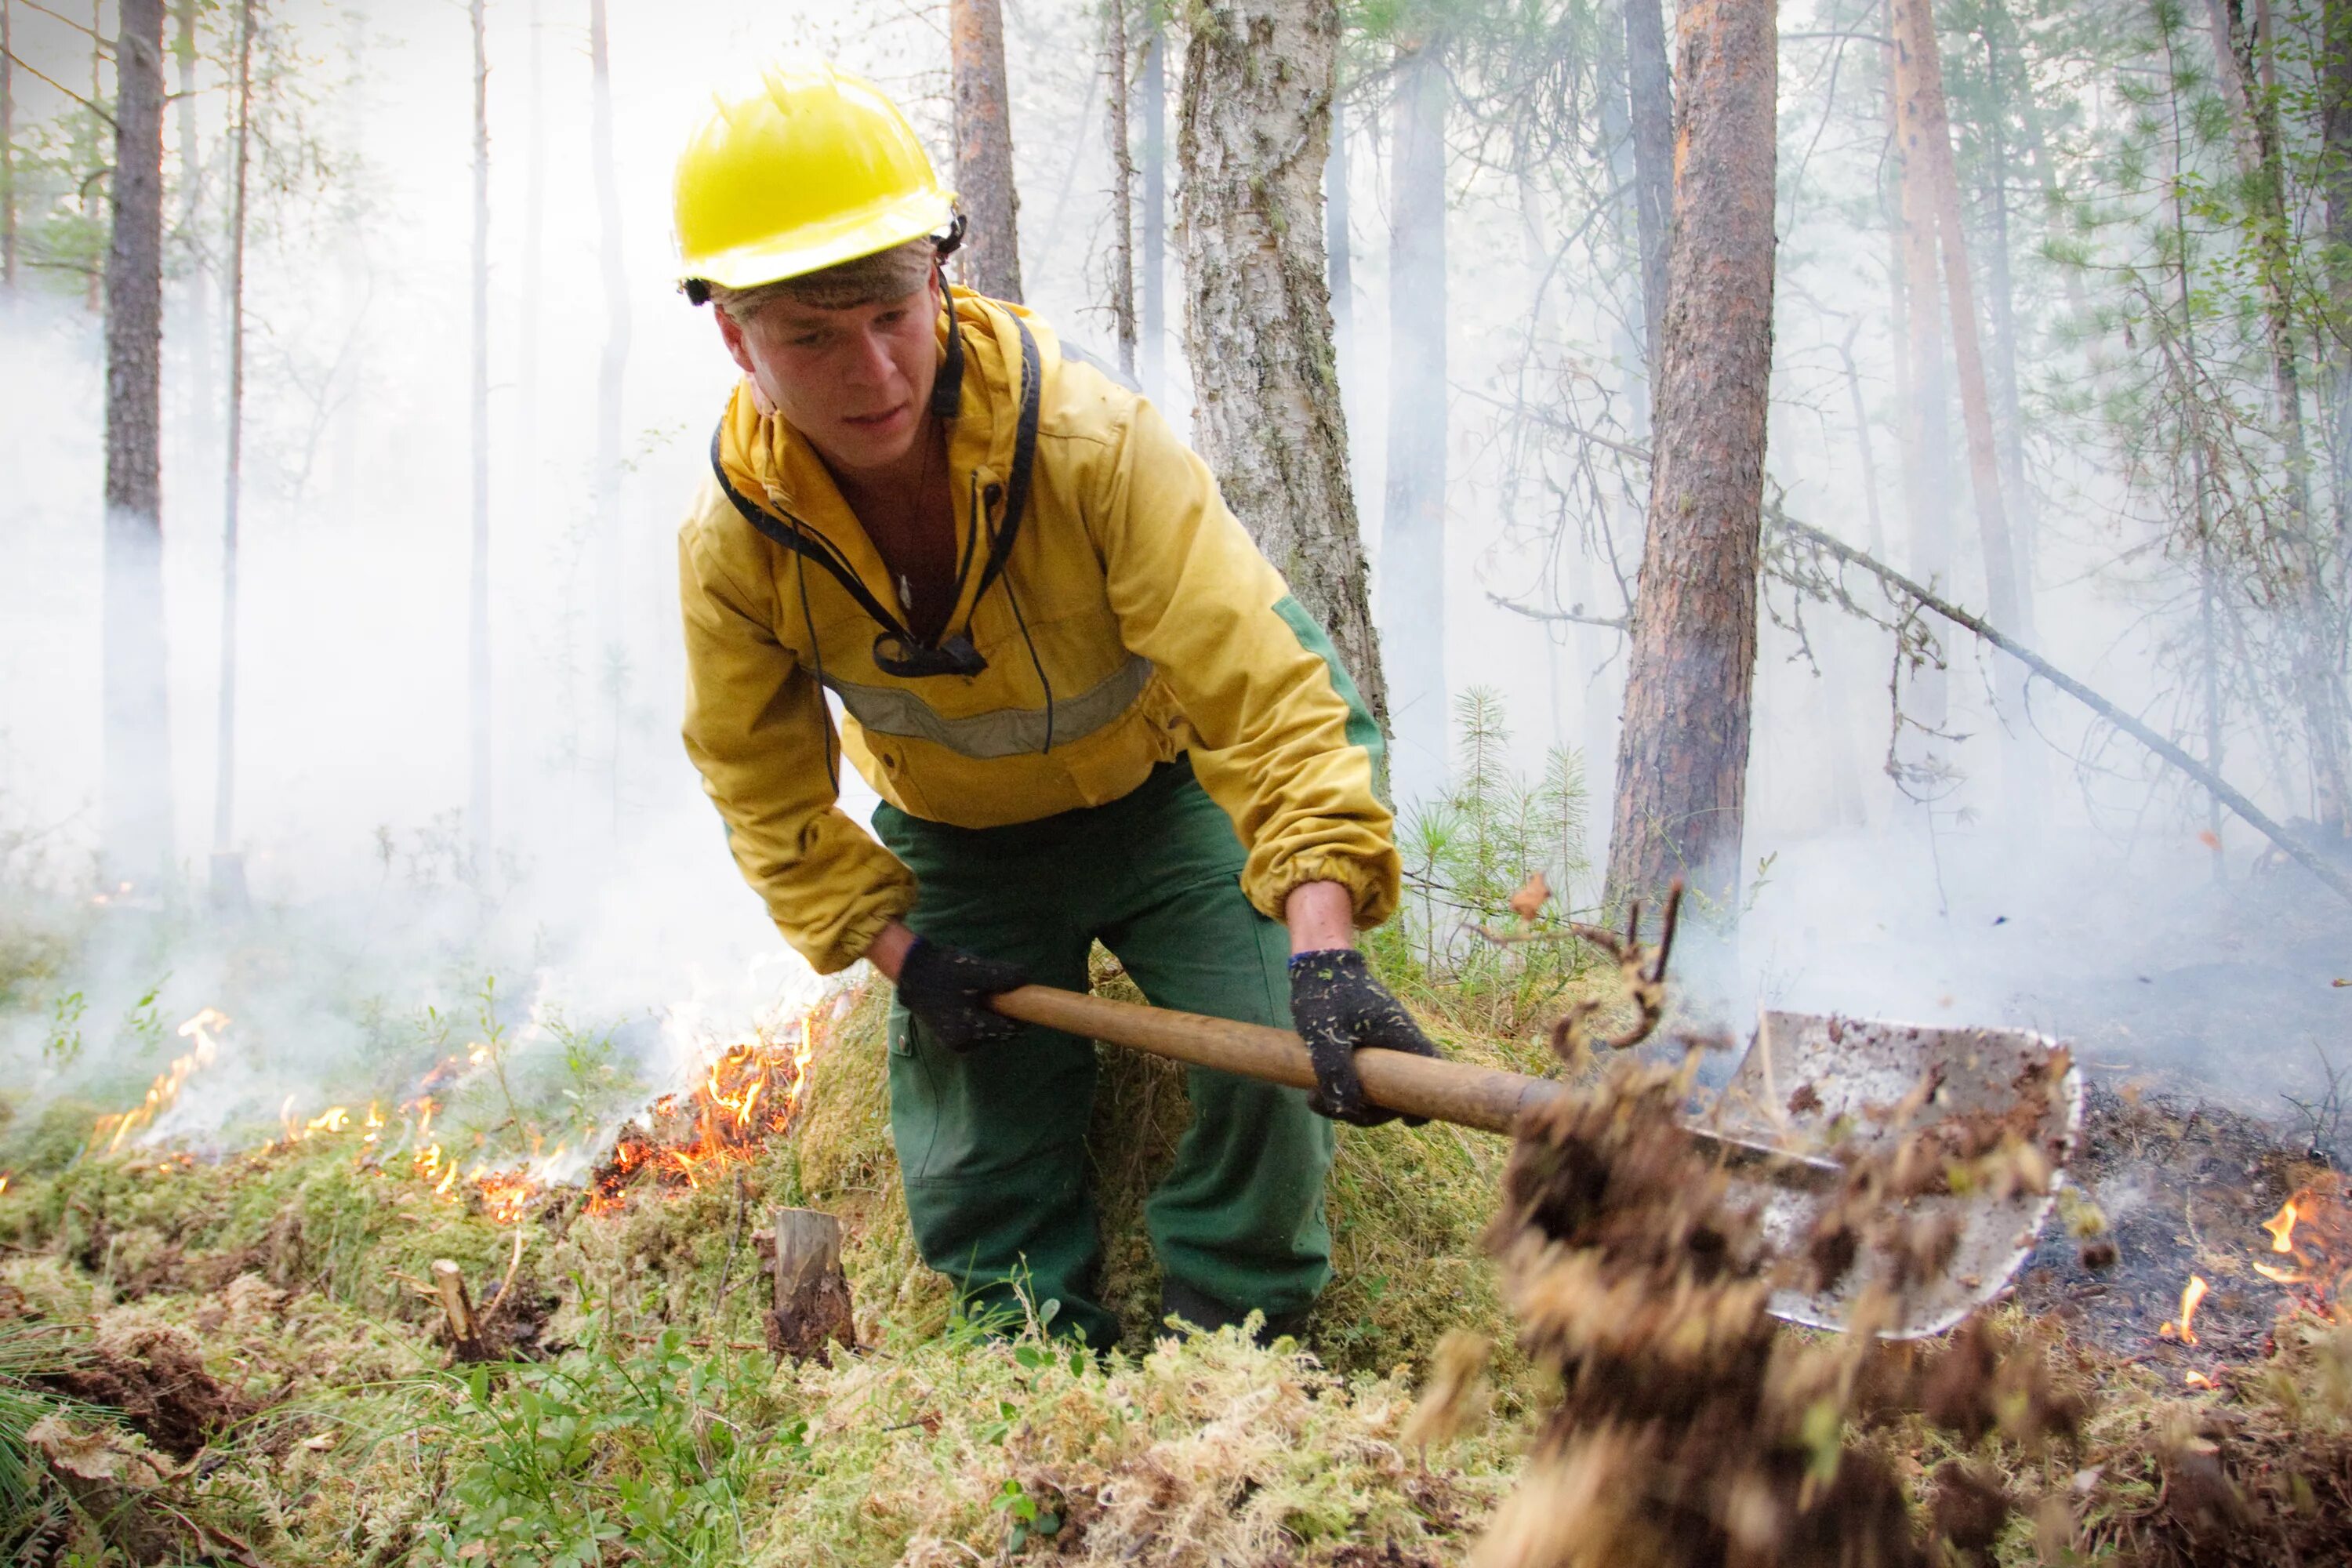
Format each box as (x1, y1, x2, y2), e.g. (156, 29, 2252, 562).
(673, 60, 1439, 1347)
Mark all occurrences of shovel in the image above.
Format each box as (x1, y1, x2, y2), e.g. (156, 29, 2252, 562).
(988, 985, 2082, 1339)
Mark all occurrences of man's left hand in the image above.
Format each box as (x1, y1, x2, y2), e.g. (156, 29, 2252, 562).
(1287, 949, 1440, 1126)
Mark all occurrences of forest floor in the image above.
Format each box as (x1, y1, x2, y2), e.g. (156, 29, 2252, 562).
(2, 912, 2352, 1564)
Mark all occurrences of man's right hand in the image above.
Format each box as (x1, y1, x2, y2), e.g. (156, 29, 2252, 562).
(893, 935, 1030, 1052)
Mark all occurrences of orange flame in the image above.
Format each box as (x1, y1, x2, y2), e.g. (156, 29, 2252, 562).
(89, 1008, 229, 1155)
(2263, 1198, 2298, 1254)
(585, 1011, 821, 1215)
(2178, 1275, 2209, 1345)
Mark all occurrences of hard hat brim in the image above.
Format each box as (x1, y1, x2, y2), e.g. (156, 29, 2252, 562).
(683, 187, 958, 292)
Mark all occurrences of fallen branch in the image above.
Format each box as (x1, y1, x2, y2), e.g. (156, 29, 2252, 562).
(1777, 512, 2352, 908)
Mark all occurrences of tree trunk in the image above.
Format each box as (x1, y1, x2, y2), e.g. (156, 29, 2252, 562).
(1889, 0, 1951, 734)
(1325, 90, 1352, 369)
(519, 0, 545, 572)
(2205, 0, 2348, 833)
(1894, 0, 2040, 822)
(2, 0, 15, 291)
(1139, 20, 1166, 397)
(950, 0, 1022, 302)
(1624, 0, 1672, 366)
(589, 0, 630, 833)
(1604, 0, 1777, 916)
(209, 0, 252, 906)
(1105, 0, 1136, 376)
(2327, 0, 2352, 541)
(1835, 320, 1887, 560)
(1381, 44, 1448, 807)
(85, 1, 103, 314)
(1977, 11, 2038, 589)
(469, 0, 493, 852)
(103, 0, 172, 891)
(1176, 0, 1388, 733)
(172, 0, 211, 462)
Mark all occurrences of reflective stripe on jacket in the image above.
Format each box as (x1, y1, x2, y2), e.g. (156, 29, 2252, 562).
(677, 289, 1398, 975)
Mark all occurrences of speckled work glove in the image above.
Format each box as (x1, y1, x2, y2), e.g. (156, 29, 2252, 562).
(1287, 949, 1441, 1127)
(897, 937, 1031, 1053)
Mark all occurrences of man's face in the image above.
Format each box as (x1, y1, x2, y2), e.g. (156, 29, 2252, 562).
(717, 274, 941, 480)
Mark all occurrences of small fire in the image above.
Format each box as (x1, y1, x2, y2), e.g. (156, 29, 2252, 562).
(89, 1008, 229, 1155)
(586, 1013, 819, 1215)
(475, 1167, 540, 1225)
(0, 1174, 10, 1197)
(2178, 1275, 2209, 1345)
(2251, 1176, 2352, 1298)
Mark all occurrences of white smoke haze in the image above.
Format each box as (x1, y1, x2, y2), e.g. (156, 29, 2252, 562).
(1, 0, 2344, 1172)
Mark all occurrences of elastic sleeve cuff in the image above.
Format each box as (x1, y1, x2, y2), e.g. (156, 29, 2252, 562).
(1251, 852, 1392, 931)
(804, 891, 917, 976)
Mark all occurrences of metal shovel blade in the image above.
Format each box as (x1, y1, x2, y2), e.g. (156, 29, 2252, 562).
(1704, 1011, 2085, 1339)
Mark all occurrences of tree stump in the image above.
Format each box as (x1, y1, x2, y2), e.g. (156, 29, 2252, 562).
(765, 1209, 855, 1365)
(431, 1258, 492, 1363)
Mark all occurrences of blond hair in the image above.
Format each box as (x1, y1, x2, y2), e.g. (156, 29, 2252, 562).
(706, 238, 938, 320)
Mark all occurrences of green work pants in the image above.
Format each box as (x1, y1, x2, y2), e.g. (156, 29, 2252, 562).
(873, 757, 1336, 1347)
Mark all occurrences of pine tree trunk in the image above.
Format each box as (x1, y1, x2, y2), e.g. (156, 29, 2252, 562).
(1105, 0, 1136, 376)
(590, 0, 630, 832)
(210, 0, 252, 900)
(1604, 0, 1777, 916)
(2205, 0, 2349, 833)
(1176, 0, 1388, 731)
(1890, 0, 1951, 733)
(1139, 20, 1166, 397)
(103, 0, 173, 888)
(2, 0, 15, 292)
(172, 0, 211, 459)
(1978, 10, 2039, 587)
(951, 0, 1023, 302)
(1895, 0, 2040, 821)
(86, 1, 103, 314)
(2326, 0, 2352, 538)
(1381, 44, 1447, 807)
(469, 0, 493, 851)
(1624, 0, 1672, 365)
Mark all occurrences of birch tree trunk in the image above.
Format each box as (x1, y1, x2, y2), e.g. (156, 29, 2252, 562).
(589, 0, 630, 832)
(1604, 0, 1777, 916)
(103, 0, 173, 889)
(1105, 0, 1137, 376)
(1324, 92, 1352, 370)
(1381, 44, 1448, 807)
(951, 0, 1023, 302)
(1176, 0, 1388, 732)
(1139, 20, 1166, 397)
(1893, 0, 2040, 822)
(210, 0, 253, 906)
(1624, 0, 1673, 365)
(468, 0, 493, 851)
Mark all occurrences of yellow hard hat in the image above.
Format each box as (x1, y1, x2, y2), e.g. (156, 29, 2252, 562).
(674, 59, 956, 292)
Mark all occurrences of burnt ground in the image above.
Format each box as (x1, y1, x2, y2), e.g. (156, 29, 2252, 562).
(2014, 1077, 2317, 1371)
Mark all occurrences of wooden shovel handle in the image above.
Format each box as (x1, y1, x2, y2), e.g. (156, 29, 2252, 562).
(988, 983, 1563, 1135)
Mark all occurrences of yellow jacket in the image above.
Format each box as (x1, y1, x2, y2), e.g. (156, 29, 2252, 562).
(677, 290, 1396, 974)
